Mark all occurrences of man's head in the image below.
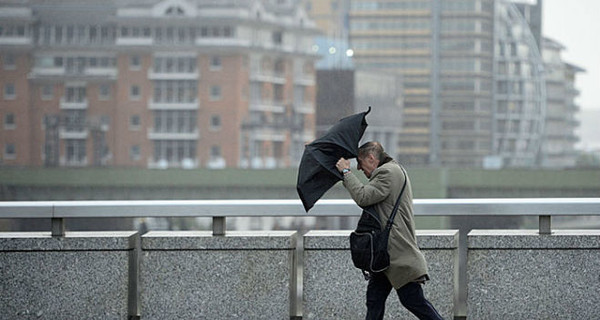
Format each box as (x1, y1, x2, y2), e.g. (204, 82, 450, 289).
(357, 141, 384, 178)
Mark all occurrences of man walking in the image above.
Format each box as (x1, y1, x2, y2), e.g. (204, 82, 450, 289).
(336, 141, 444, 320)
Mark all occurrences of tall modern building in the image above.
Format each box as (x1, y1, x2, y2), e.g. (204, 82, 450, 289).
(305, 0, 579, 168)
(342, 0, 497, 166)
(0, 0, 319, 169)
(492, 0, 546, 167)
(540, 37, 583, 168)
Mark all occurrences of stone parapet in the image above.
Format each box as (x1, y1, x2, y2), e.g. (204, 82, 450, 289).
(140, 231, 297, 320)
(0, 231, 138, 319)
(468, 230, 600, 319)
(302, 230, 458, 320)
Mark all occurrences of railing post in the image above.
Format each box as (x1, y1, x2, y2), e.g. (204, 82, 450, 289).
(212, 217, 226, 236)
(539, 215, 552, 235)
(51, 218, 65, 237)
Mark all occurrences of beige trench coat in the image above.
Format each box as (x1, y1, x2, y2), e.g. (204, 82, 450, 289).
(343, 161, 429, 289)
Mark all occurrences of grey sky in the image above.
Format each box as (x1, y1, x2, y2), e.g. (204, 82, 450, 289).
(543, 0, 600, 110)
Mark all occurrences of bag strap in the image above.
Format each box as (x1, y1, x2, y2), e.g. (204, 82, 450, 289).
(385, 166, 407, 231)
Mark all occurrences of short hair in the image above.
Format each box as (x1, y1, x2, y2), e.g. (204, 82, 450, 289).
(358, 141, 384, 160)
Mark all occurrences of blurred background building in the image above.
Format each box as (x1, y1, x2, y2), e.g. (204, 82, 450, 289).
(0, 0, 319, 169)
(541, 37, 583, 168)
(304, 0, 583, 168)
(0, 0, 587, 169)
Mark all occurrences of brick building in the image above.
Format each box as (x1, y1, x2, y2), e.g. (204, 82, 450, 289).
(0, 0, 319, 168)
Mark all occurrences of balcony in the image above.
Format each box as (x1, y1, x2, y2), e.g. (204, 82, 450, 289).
(294, 73, 315, 86)
(249, 100, 286, 113)
(293, 102, 314, 114)
(250, 70, 286, 84)
(29, 66, 65, 78)
(195, 37, 251, 48)
(30, 67, 117, 80)
(148, 69, 199, 80)
(0, 36, 33, 46)
(58, 157, 87, 167)
(147, 128, 199, 140)
(59, 128, 88, 140)
(148, 99, 199, 110)
(147, 158, 199, 169)
(115, 37, 153, 46)
(84, 67, 118, 79)
(60, 99, 88, 110)
(248, 127, 286, 142)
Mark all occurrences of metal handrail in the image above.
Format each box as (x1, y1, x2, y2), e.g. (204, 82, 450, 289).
(1, 198, 599, 218)
(1, 198, 599, 236)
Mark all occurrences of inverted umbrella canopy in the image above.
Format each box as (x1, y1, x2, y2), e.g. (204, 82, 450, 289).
(297, 107, 371, 212)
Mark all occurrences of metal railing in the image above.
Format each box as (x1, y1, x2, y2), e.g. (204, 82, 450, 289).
(2, 198, 599, 319)
(1, 198, 599, 236)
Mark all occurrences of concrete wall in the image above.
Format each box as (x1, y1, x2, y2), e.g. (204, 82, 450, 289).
(5, 228, 598, 319)
(140, 231, 297, 320)
(468, 230, 600, 319)
(302, 230, 458, 320)
(0, 231, 138, 319)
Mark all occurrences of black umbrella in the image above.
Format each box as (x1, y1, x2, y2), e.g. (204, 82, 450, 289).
(297, 107, 371, 212)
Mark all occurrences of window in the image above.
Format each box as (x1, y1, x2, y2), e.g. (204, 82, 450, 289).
(210, 115, 221, 130)
(64, 110, 85, 132)
(153, 57, 196, 73)
(153, 80, 197, 103)
(130, 55, 141, 70)
(130, 115, 141, 130)
(210, 56, 222, 70)
(130, 145, 141, 161)
(272, 31, 283, 45)
(99, 84, 110, 100)
(65, 86, 86, 102)
(41, 85, 54, 100)
(166, 6, 185, 16)
(153, 140, 196, 163)
(210, 85, 221, 101)
(210, 145, 221, 159)
(3, 53, 16, 70)
(130, 85, 140, 100)
(4, 113, 15, 129)
(153, 110, 196, 133)
(65, 139, 86, 163)
(54, 56, 63, 67)
(4, 83, 15, 99)
(4, 144, 16, 159)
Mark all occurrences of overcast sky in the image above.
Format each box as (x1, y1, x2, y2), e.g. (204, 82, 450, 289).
(543, 0, 600, 110)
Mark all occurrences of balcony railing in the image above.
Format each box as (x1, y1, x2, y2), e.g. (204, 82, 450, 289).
(148, 99, 199, 110)
(147, 128, 199, 140)
(60, 99, 88, 109)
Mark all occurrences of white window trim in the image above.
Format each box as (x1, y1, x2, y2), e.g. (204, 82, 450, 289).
(99, 84, 111, 101)
(4, 144, 16, 160)
(130, 85, 141, 101)
(209, 115, 222, 131)
(209, 56, 222, 71)
(3, 54, 16, 70)
(130, 145, 141, 161)
(129, 55, 142, 71)
(129, 115, 141, 131)
(41, 84, 54, 101)
(4, 84, 16, 100)
(4, 114, 16, 130)
(210, 85, 221, 101)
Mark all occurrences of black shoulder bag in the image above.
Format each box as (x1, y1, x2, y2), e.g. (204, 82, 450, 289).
(349, 167, 407, 276)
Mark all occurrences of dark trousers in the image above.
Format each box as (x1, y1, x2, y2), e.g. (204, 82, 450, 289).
(366, 272, 444, 320)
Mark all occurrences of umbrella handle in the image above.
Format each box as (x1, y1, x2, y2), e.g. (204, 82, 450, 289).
(366, 106, 371, 114)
